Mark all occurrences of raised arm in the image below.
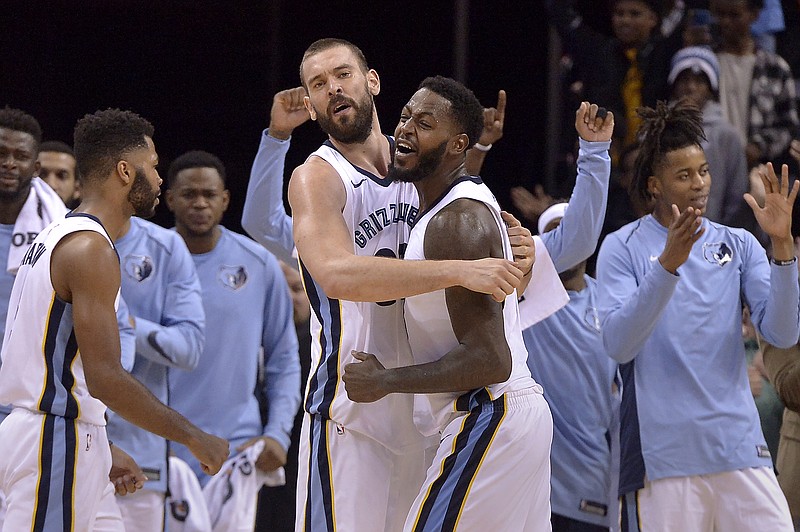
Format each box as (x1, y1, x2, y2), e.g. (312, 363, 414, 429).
(288, 158, 523, 303)
(241, 87, 310, 264)
(542, 102, 613, 271)
(52, 232, 228, 475)
(465, 90, 506, 176)
(742, 163, 800, 347)
(132, 237, 205, 371)
(343, 199, 512, 402)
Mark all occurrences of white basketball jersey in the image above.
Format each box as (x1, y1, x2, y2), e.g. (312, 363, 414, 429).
(404, 176, 536, 437)
(299, 140, 425, 452)
(0, 213, 116, 426)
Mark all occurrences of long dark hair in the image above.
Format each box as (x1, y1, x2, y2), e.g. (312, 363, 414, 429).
(629, 99, 706, 204)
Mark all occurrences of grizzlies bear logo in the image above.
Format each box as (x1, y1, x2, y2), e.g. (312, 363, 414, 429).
(123, 255, 154, 281)
(702, 242, 733, 267)
(218, 265, 248, 290)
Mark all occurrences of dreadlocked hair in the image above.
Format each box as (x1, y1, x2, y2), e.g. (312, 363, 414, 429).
(629, 99, 706, 204)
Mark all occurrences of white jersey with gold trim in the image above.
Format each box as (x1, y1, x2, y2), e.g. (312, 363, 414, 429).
(300, 140, 425, 452)
(403, 176, 536, 437)
(0, 213, 116, 426)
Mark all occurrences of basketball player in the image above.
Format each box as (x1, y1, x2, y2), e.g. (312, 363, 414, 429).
(597, 100, 798, 531)
(165, 150, 301, 527)
(340, 76, 610, 530)
(286, 39, 526, 532)
(0, 108, 229, 531)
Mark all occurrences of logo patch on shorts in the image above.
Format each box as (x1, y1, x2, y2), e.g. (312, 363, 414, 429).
(170, 500, 190, 522)
(336, 423, 345, 435)
(702, 242, 733, 267)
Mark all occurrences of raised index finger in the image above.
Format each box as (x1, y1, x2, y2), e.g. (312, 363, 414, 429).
(494, 90, 506, 124)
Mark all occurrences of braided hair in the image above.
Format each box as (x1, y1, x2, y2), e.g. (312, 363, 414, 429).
(629, 99, 706, 204)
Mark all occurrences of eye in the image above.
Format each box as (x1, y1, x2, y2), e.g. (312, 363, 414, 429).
(339, 71, 351, 78)
(312, 81, 324, 89)
(399, 114, 409, 123)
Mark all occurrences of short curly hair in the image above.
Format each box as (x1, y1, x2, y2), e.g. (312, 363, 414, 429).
(0, 107, 43, 148)
(73, 108, 154, 183)
(167, 150, 227, 188)
(417, 76, 484, 149)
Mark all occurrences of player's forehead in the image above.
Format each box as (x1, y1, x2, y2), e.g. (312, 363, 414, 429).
(403, 89, 451, 121)
(302, 45, 361, 80)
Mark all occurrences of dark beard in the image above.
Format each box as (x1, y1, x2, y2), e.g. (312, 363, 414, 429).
(315, 91, 374, 144)
(387, 140, 448, 184)
(128, 168, 159, 218)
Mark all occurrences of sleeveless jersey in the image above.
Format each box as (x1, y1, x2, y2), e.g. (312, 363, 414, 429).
(0, 213, 116, 426)
(300, 140, 425, 452)
(404, 176, 536, 437)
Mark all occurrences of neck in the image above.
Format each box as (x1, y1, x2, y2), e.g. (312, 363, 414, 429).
(75, 198, 131, 241)
(413, 162, 469, 212)
(719, 37, 754, 55)
(651, 205, 672, 227)
(0, 183, 32, 225)
(176, 224, 221, 254)
(328, 114, 390, 177)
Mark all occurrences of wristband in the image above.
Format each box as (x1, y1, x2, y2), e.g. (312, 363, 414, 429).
(771, 257, 797, 266)
(473, 142, 492, 152)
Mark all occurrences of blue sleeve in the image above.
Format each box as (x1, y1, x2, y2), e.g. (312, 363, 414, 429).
(596, 233, 679, 363)
(117, 296, 136, 372)
(260, 255, 301, 451)
(134, 241, 205, 370)
(241, 129, 296, 265)
(542, 139, 611, 272)
(741, 237, 800, 348)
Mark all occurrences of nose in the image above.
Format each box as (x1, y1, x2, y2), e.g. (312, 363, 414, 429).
(691, 171, 706, 188)
(327, 78, 343, 97)
(0, 153, 15, 169)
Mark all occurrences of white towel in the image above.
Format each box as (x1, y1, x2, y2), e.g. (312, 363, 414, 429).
(166, 455, 213, 532)
(517, 236, 570, 330)
(7, 177, 68, 274)
(202, 440, 285, 532)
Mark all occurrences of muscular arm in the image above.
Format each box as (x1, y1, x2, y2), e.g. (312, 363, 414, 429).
(344, 199, 512, 400)
(51, 233, 208, 448)
(288, 159, 522, 302)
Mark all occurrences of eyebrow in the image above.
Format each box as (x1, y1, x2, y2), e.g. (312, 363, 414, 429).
(307, 63, 355, 85)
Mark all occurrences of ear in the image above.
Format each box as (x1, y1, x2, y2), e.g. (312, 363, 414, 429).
(647, 174, 659, 199)
(33, 160, 41, 176)
(116, 160, 133, 185)
(222, 189, 231, 213)
(367, 69, 380, 96)
(304, 96, 317, 121)
(164, 188, 175, 212)
(451, 133, 469, 155)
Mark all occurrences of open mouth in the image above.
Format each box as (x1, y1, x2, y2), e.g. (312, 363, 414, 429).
(395, 139, 415, 155)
